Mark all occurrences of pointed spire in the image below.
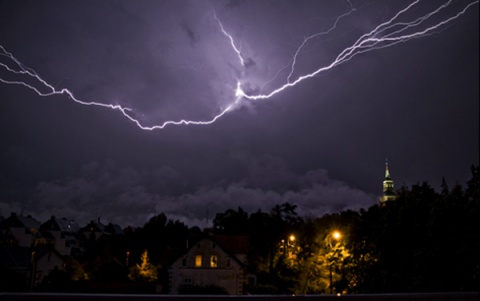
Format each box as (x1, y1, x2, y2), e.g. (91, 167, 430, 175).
(385, 158, 391, 180)
(380, 158, 397, 205)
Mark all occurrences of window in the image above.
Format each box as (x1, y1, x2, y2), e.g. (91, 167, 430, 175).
(195, 255, 202, 267)
(184, 278, 193, 288)
(210, 255, 218, 268)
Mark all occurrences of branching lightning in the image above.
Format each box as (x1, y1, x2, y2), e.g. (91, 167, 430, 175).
(0, 45, 237, 130)
(214, 11, 246, 67)
(286, 0, 356, 83)
(0, 0, 477, 130)
(237, 0, 479, 100)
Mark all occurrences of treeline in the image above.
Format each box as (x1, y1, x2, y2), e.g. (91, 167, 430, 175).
(38, 166, 480, 293)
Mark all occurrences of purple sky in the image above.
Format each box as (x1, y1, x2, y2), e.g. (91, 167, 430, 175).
(0, 0, 478, 227)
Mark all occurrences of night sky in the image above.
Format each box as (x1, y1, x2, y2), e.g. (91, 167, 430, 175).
(0, 0, 478, 227)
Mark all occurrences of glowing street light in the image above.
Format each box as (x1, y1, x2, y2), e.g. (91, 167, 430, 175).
(329, 230, 342, 294)
(289, 234, 296, 242)
(281, 234, 296, 258)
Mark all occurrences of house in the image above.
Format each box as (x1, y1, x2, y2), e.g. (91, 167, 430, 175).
(79, 219, 107, 241)
(79, 218, 123, 241)
(40, 216, 81, 256)
(33, 247, 65, 287)
(168, 235, 249, 295)
(0, 245, 65, 290)
(0, 212, 42, 247)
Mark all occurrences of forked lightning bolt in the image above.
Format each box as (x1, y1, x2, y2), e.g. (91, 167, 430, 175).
(0, 0, 478, 130)
(214, 11, 246, 67)
(237, 0, 479, 100)
(0, 44, 238, 130)
(286, 0, 356, 83)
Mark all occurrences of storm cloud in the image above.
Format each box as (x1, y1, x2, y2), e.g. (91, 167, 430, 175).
(0, 0, 478, 227)
(4, 156, 374, 227)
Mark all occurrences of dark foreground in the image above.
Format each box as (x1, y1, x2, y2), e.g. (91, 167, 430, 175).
(0, 292, 479, 301)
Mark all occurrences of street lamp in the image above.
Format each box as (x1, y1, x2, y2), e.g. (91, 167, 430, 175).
(281, 234, 296, 258)
(288, 234, 296, 258)
(329, 230, 342, 295)
(289, 234, 296, 243)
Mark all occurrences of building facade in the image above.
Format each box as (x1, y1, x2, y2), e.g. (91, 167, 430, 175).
(168, 236, 248, 294)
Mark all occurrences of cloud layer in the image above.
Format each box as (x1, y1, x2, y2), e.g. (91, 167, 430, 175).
(0, 156, 376, 227)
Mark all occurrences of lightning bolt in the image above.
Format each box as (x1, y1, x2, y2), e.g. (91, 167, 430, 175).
(286, 0, 356, 84)
(237, 0, 479, 100)
(0, 0, 477, 130)
(0, 44, 240, 130)
(214, 11, 246, 67)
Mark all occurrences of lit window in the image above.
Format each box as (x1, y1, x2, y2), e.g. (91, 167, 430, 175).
(195, 255, 202, 267)
(210, 255, 218, 268)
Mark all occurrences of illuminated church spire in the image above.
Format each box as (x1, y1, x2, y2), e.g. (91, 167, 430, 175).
(380, 159, 397, 205)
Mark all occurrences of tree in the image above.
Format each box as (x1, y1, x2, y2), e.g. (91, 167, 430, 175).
(128, 250, 158, 282)
(347, 174, 479, 293)
(64, 257, 89, 281)
(213, 207, 249, 235)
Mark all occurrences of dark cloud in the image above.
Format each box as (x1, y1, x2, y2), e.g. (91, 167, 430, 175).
(181, 21, 198, 45)
(0, 0, 478, 226)
(5, 157, 374, 227)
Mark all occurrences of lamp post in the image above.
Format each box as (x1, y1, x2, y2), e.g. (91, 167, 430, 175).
(281, 234, 296, 258)
(328, 230, 341, 294)
(126, 251, 131, 266)
(288, 234, 295, 258)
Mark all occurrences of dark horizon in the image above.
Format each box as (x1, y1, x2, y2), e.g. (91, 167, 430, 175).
(1, 163, 477, 229)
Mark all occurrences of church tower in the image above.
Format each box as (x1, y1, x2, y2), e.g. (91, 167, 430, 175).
(380, 160, 397, 205)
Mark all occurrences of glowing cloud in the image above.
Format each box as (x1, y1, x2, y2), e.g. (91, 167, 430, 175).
(0, 0, 478, 130)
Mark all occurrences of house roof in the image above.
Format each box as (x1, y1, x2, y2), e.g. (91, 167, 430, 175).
(35, 246, 64, 262)
(166, 235, 249, 268)
(56, 217, 80, 233)
(40, 216, 80, 233)
(104, 223, 123, 235)
(1, 213, 40, 230)
(80, 220, 106, 233)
